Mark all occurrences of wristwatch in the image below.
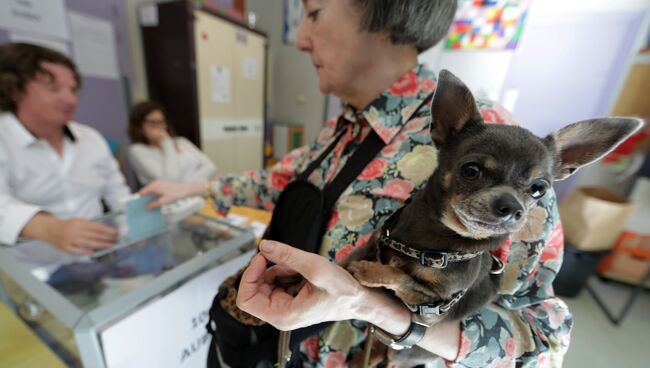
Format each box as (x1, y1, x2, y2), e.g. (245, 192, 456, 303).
(371, 317, 429, 350)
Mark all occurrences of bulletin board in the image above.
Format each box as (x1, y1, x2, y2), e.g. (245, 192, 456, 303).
(446, 0, 530, 50)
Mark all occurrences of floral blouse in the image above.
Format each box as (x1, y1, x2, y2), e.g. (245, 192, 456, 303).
(208, 65, 572, 367)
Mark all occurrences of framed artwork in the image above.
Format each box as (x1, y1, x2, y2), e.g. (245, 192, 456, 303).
(446, 0, 530, 50)
(284, 0, 303, 45)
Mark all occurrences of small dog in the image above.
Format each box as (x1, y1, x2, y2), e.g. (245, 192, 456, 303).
(342, 70, 643, 367)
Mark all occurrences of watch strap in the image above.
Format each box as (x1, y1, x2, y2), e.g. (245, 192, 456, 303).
(371, 318, 429, 350)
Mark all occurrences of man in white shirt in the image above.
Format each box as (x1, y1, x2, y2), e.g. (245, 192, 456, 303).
(0, 43, 130, 256)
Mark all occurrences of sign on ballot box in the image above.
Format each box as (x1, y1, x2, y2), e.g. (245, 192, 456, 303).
(100, 250, 255, 368)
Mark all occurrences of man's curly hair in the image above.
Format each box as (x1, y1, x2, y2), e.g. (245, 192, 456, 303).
(0, 43, 81, 113)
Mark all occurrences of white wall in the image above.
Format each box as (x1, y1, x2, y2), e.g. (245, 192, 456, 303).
(122, 0, 153, 102)
(247, 0, 326, 142)
(418, 0, 650, 106)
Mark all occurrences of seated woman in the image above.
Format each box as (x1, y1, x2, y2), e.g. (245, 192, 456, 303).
(127, 101, 216, 185)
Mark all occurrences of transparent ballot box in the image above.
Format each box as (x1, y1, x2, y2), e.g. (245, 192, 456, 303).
(0, 213, 256, 368)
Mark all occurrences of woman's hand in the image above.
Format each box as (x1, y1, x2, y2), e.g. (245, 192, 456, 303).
(139, 180, 204, 208)
(236, 240, 460, 360)
(236, 240, 411, 333)
(144, 125, 170, 146)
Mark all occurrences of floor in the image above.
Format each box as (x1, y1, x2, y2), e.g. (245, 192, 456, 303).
(563, 276, 650, 368)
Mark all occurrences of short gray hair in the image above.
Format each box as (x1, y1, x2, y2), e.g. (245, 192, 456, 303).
(350, 0, 457, 52)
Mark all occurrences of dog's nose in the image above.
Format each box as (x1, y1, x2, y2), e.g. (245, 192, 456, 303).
(493, 194, 524, 221)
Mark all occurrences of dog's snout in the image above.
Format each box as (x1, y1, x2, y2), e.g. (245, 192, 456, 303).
(493, 194, 523, 221)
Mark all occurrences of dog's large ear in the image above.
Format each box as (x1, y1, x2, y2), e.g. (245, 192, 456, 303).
(544, 118, 644, 180)
(430, 69, 483, 146)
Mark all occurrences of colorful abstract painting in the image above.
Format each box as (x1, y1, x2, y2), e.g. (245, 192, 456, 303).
(446, 0, 530, 50)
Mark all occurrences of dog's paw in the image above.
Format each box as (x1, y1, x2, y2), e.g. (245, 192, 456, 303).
(347, 260, 405, 289)
(347, 260, 378, 287)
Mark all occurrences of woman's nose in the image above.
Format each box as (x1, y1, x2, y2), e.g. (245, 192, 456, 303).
(295, 20, 311, 52)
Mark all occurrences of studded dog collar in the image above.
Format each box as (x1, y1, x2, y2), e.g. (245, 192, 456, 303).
(377, 202, 505, 317)
(378, 229, 484, 269)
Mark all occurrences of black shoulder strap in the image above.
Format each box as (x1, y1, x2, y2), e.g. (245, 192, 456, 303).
(322, 130, 384, 211)
(297, 124, 347, 181)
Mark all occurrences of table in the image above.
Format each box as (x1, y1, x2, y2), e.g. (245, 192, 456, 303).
(0, 212, 255, 368)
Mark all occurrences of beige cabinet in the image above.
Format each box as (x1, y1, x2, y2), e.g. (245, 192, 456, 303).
(141, 1, 267, 174)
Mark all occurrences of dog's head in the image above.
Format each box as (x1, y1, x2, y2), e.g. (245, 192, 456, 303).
(429, 70, 644, 239)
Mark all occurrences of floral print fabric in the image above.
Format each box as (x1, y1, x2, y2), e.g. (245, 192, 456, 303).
(208, 65, 572, 367)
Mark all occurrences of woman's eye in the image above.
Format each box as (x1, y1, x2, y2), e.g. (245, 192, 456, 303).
(306, 9, 320, 21)
(530, 181, 549, 199)
(461, 163, 481, 180)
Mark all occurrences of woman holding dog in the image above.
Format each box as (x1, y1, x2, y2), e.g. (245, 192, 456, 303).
(142, 0, 572, 366)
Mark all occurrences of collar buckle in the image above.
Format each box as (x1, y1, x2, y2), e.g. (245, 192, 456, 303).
(420, 251, 448, 269)
(418, 303, 443, 316)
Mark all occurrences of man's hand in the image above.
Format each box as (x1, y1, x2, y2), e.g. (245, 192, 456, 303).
(22, 213, 117, 255)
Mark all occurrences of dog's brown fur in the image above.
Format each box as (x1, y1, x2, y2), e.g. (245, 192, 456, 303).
(342, 70, 643, 367)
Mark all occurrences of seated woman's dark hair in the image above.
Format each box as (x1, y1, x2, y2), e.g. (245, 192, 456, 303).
(128, 100, 176, 144)
(350, 0, 457, 53)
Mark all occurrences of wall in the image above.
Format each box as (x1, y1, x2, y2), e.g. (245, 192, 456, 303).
(420, 0, 650, 117)
(246, 0, 325, 142)
(0, 0, 131, 145)
(417, 0, 650, 199)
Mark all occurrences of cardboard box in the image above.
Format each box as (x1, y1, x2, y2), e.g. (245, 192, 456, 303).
(559, 187, 635, 251)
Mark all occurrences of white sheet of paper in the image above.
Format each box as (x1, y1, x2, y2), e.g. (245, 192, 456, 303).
(0, 0, 69, 40)
(138, 5, 158, 27)
(225, 213, 248, 226)
(249, 221, 267, 239)
(242, 57, 258, 80)
(68, 11, 120, 80)
(100, 250, 255, 368)
(9, 32, 70, 56)
(210, 65, 231, 103)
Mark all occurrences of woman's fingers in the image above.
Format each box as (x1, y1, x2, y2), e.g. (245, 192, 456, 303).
(237, 253, 270, 305)
(257, 240, 332, 288)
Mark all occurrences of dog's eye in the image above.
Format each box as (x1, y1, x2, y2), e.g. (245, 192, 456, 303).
(530, 181, 549, 199)
(461, 163, 481, 180)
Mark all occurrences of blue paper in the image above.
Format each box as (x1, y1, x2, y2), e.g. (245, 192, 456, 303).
(125, 195, 166, 241)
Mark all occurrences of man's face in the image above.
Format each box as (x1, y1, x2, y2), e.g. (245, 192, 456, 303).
(15, 61, 79, 128)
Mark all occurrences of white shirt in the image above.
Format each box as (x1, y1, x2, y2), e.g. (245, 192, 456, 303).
(128, 137, 217, 185)
(0, 112, 131, 245)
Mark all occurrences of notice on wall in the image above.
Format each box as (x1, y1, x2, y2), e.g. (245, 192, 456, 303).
(0, 0, 70, 40)
(242, 57, 258, 80)
(68, 11, 120, 80)
(100, 250, 255, 368)
(211, 65, 231, 103)
(9, 32, 70, 56)
(138, 5, 159, 27)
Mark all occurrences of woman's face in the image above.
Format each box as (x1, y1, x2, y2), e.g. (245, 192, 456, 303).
(296, 0, 385, 97)
(141, 109, 168, 142)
